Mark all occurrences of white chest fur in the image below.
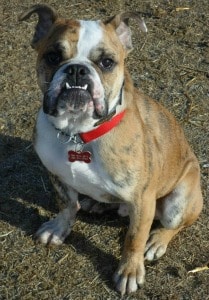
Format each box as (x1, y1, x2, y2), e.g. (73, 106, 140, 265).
(35, 109, 118, 202)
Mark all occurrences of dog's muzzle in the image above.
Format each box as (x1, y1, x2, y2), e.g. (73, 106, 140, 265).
(43, 63, 104, 117)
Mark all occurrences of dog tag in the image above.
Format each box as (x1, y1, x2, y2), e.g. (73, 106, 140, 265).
(68, 150, 91, 163)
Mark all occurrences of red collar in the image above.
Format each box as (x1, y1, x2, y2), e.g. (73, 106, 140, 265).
(79, 110, 126, 143)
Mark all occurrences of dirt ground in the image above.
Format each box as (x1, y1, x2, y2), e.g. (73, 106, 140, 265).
(0, 0, 209, 299)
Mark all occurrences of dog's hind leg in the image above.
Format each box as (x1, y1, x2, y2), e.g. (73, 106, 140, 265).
(145, 167, 203, 261)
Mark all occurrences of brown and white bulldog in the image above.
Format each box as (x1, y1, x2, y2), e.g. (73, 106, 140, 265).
(19, 4, 203, 295)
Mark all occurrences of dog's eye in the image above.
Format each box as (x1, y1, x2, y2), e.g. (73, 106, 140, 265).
(99, 58, 115, 70)
(45, 52, 62, 65)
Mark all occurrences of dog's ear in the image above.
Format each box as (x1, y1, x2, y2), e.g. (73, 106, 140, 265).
(19, 4, 58, 49)
(105, 12, 147, 53)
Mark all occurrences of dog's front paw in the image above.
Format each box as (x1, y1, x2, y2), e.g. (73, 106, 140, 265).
(113, 259, 145, 295)
(35, 211, 72, 245)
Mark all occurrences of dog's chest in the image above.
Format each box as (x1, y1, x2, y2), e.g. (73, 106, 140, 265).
(35, 110, 117, 201)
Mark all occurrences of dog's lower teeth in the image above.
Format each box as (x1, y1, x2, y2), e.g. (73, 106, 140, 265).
(65, 83, 88, 90)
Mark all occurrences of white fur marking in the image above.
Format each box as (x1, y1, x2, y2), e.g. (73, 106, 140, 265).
(160, 187, 186, 229)
(77, 20, 103, 59)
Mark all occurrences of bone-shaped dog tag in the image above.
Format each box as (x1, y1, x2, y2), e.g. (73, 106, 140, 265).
(68, 150, 92, 163)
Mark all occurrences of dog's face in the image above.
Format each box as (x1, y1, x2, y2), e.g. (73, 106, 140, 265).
(20, 5, 147, 130)
(37, 19, 126, 122)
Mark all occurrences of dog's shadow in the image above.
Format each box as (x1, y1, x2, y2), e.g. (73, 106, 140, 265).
(0, 133, 129, 287)
(0, 134, 54, 232)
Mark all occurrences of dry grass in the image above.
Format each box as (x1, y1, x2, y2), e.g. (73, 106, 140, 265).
(0, 0, 209, 299)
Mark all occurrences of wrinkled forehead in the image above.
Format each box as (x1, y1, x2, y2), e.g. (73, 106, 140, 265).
(43, 19, 104, 58)
(42, 18, 122, 60)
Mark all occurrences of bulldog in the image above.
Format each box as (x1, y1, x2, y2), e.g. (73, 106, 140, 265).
(19, 4, 203, 295)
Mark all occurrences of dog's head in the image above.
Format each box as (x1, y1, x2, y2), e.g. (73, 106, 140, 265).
(19, 4, 147, 131)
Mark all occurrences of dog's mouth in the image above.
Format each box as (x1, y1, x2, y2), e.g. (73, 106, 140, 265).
(43, 80, 106, 118)
(58, 82, 92, 111)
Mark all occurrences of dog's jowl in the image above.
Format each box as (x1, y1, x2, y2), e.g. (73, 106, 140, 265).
(19, 4, 203, 295)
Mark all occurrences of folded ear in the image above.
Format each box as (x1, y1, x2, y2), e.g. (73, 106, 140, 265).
(105, 12, 147, 53)
(19, 4, 58, 49)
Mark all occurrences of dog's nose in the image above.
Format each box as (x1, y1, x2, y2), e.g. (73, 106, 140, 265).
(65, 64, 90, 78)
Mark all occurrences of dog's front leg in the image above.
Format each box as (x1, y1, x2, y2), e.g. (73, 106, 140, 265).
(113, 193, 156, 295)
(35, 175, 79, 245)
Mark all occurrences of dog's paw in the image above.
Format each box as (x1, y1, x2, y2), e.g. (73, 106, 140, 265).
(117, 203, 129, 217)
(80, 197, 118, 214)
(80, 197, 106, 213)
(79, 197, 96, 212)
(35, 214, 72, 245)
(144, 229, 168, 261)
(113, 260, 145, 295)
